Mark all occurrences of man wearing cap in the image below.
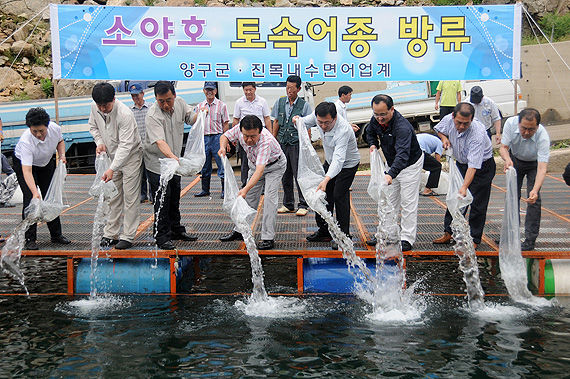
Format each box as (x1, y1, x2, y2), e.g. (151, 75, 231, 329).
(271, 75, 312, 217)
(144, 81, 198, 250)
(499, 108, 550, 251)
(89, 83, 143, 250)
(468, 85, 502, 144)
(194, 82, 230, 198)
(232, 82, 272, 188)
(128, 83, 153, 203)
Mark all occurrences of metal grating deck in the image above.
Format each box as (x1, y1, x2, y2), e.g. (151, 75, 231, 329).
(1, 172, 570, 253)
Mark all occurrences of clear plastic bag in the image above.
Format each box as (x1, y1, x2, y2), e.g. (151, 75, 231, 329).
(222, 155, 256, 227)
(499, 167, 547, 304)
(40, 161, 68, 222)
(296, 118, 326, 208)
(367, 149, 391, 202)
(0, 173, 18, 203)
(160, 110, 207, 182)
(89, 153, 119, 200)
(445, 151, 473, 215)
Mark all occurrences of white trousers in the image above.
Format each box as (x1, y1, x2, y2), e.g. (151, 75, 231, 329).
(389, 154, 424, 245)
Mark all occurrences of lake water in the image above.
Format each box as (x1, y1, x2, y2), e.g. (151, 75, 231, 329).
(1, 257, 569, 377)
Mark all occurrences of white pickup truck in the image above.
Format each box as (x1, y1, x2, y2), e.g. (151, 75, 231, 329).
(325, 80, 527, 133)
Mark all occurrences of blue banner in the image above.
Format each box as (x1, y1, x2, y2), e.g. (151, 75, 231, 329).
(50, 4, 521, 81)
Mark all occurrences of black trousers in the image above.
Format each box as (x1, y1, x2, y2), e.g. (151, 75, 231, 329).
(511, 152, 541, 243)
(281, 144, 307, 210)
(423, 152, 442, 189)
(147, 170, 186, 246)
(13, 156, 63, 242)
(439, 106, 454, 119)
(316, 162, 359, 237)
(443, 157, 496, 244)
(239, 144, 248, 188)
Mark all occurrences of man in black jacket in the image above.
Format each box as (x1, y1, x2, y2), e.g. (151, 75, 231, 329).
(365, 94, 424, 251)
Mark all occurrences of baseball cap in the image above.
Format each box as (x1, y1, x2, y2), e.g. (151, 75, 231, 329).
(470, 86, 483, 104)
(129, 83, 143, 94)
(204, 81, 217, 90)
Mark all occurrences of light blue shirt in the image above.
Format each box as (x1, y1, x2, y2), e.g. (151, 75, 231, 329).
(501, 116, 550, 162)
(302, 113, 359, 179)
(434, 113, 493, 169)
(416, 133, 443, 155)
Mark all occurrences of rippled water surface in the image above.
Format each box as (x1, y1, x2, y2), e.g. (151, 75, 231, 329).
(1, 293, 569, 377)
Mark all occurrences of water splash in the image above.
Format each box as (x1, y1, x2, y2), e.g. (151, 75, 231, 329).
(1, 160, 68, 295)
(446, 153, 485, 311)
(499, 167, 551, 306)
(234, 296, 307, 318)
(88, 153, 119, 298)
(296, 118, 373, 286)
(222, 155, 268, 304)
(0, 199, 43, 295)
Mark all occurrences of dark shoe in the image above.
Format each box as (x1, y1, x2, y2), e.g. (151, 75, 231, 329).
(100, 237, 119, 247)
(433, 232, 453, 244)
(24, 241, 39, 250)
(0, 202, 15, 208)
(401, 240, 413, 252)
(171, 232, 198, 241)
(366, 237, 377, 246)
(194, 191, 210, 197)
(51, 235, 71, 245)
(521, 240, 535, 251)
(257, 240, 274, 250)
(306, 231, 332, 242)
(115, 240, 133, 250)
(220, 191, 224, 199)
(220, 231, 243, 242)
(159, 241, 176, 250)
(331, 240, 338, 250)
(0, 236, 5, 243)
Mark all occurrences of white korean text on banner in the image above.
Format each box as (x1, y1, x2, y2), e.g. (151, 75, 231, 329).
(50, 4, 521, 81)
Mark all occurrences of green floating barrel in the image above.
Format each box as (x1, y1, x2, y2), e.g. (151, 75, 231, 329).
(527, 258, 570, 294)
(76, 258, 171, 294)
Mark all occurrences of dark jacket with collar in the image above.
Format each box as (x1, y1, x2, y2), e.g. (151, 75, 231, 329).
(365, 109, 423, 179)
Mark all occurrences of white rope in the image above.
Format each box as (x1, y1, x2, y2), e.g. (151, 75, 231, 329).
(0, 5, 49, 91)
(522, 5, 570, 114)
(0, 5, 49, 47)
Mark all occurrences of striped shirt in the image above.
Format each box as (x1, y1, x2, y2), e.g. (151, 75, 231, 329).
(434, 113, 492, 169)
(196, 97, 229, 135)
(130, 101, 152, 141)
(224, 124, 282, 166)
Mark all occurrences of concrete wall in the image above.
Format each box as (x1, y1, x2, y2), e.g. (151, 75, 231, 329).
(520, 40, 570, 123)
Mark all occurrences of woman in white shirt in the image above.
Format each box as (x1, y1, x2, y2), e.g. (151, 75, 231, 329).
(13, 107, 71, 250)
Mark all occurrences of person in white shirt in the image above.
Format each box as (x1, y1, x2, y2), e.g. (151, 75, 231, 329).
(499, 108, 550, 251)
(334, 85, 360, 134)
(13, 107, 71, 250)
(296, 102, 360, 250)
(89, 83, 143, 250)
(468, 86, 502, 144)
(232, 82, 271, 188)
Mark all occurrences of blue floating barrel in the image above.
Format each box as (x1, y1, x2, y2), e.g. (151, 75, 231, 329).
(303, 258, 396, 293)
(75, 258, 171, 294)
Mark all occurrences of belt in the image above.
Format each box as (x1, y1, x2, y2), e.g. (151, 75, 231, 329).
(266, 156, 281, 167)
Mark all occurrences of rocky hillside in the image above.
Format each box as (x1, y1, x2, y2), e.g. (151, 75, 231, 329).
(0, 0, 567, 102)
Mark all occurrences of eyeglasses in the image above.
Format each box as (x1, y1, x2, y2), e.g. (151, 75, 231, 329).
(317, 120, 334, 127)
(373, 112, 389, 118)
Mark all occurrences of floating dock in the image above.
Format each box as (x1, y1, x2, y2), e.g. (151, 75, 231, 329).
(1, 172, 569, 296)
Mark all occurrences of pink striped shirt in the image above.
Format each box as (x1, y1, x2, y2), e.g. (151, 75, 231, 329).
(224, 124, 282, 166)
(196, 98, 229, 135)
